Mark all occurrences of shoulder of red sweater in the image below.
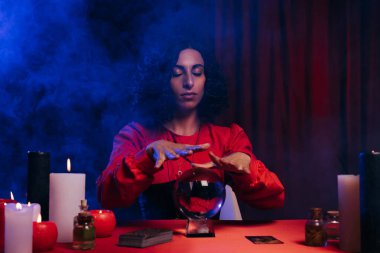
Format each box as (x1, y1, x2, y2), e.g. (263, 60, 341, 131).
(118, 121, 150, 135)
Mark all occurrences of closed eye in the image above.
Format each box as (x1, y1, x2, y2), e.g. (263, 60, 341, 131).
(172, 66, 184, 77)
(192, 65, 204, 76)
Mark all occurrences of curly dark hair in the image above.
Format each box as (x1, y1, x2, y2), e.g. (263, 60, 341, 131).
(133, 38, 228, 128)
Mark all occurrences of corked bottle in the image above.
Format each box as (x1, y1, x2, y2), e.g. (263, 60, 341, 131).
(305, 208, 327, 247)
(72, 199, 95, 250)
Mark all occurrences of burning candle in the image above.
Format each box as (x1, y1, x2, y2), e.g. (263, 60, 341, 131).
(27, 202, 41, 222)
(33, 214, 57, 252)
(0, 193, 17, 253)
(89, 210, 116, 237)
(4, 203, 33, 253)
(49, 158, 85, 242)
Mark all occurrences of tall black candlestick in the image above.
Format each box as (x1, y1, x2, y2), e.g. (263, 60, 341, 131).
(27, 151, 50, 221)
(359, 151, 380, 253)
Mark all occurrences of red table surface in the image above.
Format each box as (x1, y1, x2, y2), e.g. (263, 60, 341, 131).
(53, 219, 348, 253)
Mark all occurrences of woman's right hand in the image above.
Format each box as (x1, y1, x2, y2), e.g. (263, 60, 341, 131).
(145, 140, 210, 169)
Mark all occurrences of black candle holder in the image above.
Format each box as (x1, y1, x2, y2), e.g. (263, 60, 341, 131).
(27, 151, 50, 221)
(359, 151, 380, 253)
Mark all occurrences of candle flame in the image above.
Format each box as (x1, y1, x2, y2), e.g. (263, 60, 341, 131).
(99, 210, 103, 214)
(37, 214, 42, 223)
(67, 158, 71, 172)
(10, 191, 14, 200)
(28, 202, 31, 206)
(16, 203, 22, 210)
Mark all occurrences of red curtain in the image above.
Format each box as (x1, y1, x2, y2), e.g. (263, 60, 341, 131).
(214, 0, 380, 219)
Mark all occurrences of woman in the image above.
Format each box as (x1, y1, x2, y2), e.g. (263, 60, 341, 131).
(97, 41, 285, 219)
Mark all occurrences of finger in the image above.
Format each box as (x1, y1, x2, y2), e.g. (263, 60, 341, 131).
(154, 152, 166, 168)
(235, 165, 245, 173)
(155, 157, 165, 169)
(186, 143, 210, 151)
(198, 143, 210, 149)
(165, 151, 179, 160)
(209, 151, 223, 167)
(174, 148, 192, 156)
(191, 162, 216, 169)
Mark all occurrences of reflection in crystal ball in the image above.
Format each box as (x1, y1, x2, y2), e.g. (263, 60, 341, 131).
(173, 168, 226, 220)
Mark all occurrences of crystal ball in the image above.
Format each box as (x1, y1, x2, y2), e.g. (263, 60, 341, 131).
(173, 168, 226, 219)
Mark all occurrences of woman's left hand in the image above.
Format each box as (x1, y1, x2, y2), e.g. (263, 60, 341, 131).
(192, 151, 251, 174)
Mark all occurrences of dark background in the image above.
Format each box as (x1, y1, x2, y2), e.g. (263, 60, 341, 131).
(1, 0, 379, 220)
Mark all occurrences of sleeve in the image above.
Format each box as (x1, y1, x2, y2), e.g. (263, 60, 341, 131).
(96, 123, 158, 209)
(226, 124, 285, 209)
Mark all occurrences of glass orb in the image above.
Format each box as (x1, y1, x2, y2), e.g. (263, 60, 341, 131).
(173, 168, 226, 220)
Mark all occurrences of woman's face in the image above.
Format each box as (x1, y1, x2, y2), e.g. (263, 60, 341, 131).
(170, 48, 205, 113)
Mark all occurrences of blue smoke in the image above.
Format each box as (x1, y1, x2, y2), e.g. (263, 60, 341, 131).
(0, 0, 213, 212)
(0, 0, 137, 207)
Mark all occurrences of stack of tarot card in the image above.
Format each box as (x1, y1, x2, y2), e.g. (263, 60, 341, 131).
(118, 228, 173, 248)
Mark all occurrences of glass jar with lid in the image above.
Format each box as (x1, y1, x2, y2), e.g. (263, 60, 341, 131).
(305, 207, 327, 246)
(324, 210, 339, 240)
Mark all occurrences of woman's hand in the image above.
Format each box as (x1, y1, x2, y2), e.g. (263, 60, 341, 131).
(192, 151, 251, 174)
(146, 140, 210, 169)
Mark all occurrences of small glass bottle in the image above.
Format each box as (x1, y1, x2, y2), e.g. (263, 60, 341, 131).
(72, 199, 95, 250)
(324, 210, 339, 240)
(305, 207, 327, 247)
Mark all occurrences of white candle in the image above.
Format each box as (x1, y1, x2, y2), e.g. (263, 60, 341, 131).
(4, 203, 33, 253)
(49, 159, 85, 242)
(338, 175, 361, 252)
(27, 202, 41, 221)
